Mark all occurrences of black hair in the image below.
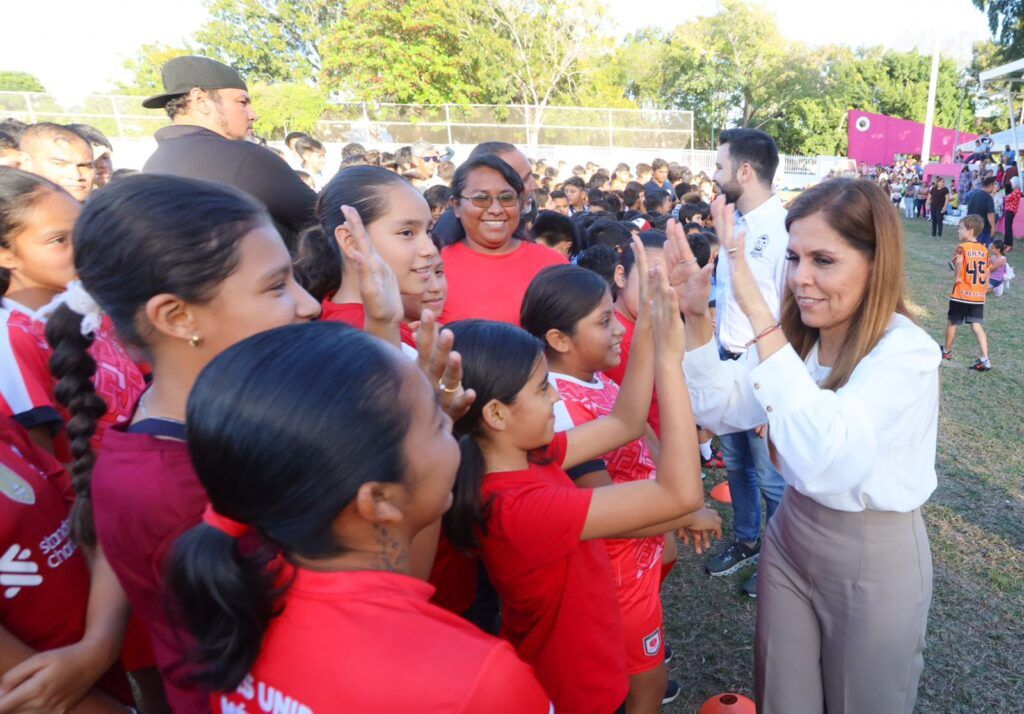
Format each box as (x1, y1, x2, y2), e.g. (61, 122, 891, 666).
(622, 185, 642, 210)
(533, 187, 551, 206)
(644, 190, 667, 213)
(294, 165, 411, 302)
(615, 162, 630, 174)
(550, 188, 566, 200)
(682, 221, 703, 234)
(651, 158, 669, 172)
(66, 123, 112, 151)
(680, 203, 706, 223)
(619, 229, 667, 276)
(0, 132, 17, 151)
(982, 176, 998, 188)
(587, 173, 609, 190)
(445, 320, 543, 550)
(531, 210, 576, 256)
(423, 184, 452, 211)
(562, 175, 585, 191)
(992, 239, 1005, 252)
(674, 183, 689, 200)
(585, 217, 632, 252)
(169, 322, 410, 690)
(605, 193, 622, 215)
(575, 245, 620, 290)
(294, 136, 325, 156)
(0, 168, 67, 296)
(544, 166, 558, 179)
(109, 168, 138, 181)
(688, 232, 712, 268)
(668, 163, 684, 182)
(46, 174, 269, 545)
(340, 153, 368, 168)
(450, 155, 524, 202)
(467, 141, 518, 161)
(636, 163, 652, 176)
(588, 188, 608, 210)
(718, 128, 779, 187)
(652, 214, 671, 231)
(285, 131, 311, 147)
(341, 142, 365, 159)
(520, 262, 606, 344)
(0, 119, 27, 142)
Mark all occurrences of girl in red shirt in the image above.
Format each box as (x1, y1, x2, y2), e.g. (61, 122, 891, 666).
(168, 323, 551, 713)
(0, 168, 145, 460)
(293, 165, 437, 348)
(444, 240, 706, 714)
(521, 264, 722, 713)
(44, 174, 321, 713)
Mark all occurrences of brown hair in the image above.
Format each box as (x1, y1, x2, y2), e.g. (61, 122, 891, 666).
(781, 178, 911, 390)
(959, 214, 984, 237)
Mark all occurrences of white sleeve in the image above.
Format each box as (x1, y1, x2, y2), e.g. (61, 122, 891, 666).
(748, 330, 940, 497)
(684, 340, 767, 435)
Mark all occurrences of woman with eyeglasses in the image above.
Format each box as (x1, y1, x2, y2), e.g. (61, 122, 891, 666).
(439, 155, 566, 326)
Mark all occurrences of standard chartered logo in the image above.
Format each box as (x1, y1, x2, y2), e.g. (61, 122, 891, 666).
(0, 543, 42, 599)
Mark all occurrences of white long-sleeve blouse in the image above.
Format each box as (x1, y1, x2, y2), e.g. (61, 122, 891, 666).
(685, 313, 940, 513)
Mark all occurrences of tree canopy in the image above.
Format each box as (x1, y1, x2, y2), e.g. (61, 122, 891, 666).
(0, 71, 45, 92)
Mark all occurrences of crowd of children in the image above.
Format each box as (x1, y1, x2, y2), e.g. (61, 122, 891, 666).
(0, 53, 980, 714)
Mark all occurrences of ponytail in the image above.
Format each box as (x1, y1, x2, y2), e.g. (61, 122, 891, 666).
(45, 304, 106, 546)
(167, 524, 282, 690)
(445, 320, 544, 552)
(444, 434, 491, 551)
(292, 225, 341, 302)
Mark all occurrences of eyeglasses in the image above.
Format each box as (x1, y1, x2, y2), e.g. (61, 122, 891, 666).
(460, 192, 519, 209)
(423, 155, 441, 163)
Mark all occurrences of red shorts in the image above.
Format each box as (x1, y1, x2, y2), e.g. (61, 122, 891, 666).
(618, 566, 665, 674)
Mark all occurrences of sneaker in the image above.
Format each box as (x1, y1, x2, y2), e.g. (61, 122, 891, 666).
(941, 348, 953, 360)
(705, 540, 760, 577)
(971, 358, 992, 371)
(742, 571, 758, 598)
(664, 643, 673, 664)
(662, 680, 681, 705)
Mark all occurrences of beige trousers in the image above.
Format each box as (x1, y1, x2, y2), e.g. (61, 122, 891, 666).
(755, 488, 933, 714)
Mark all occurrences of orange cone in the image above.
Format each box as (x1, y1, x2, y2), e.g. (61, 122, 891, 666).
(699, 693, 755, 714)
(710, 482, 731, 503)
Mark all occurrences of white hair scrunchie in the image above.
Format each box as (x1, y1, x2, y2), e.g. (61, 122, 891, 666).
(38, 280, 104, 338)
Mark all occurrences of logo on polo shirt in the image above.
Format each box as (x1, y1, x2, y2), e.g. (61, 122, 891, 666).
(643, 627, 662, 657)
(0, 463, 35, 505)
(0, 543, 42, 599)
(751, 234, 769, 259)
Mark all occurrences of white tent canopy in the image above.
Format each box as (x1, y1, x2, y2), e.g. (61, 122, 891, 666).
(958, 127, 1023, 153)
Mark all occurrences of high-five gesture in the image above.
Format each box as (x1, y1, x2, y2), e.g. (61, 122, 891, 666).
(415, 309, 476, 421)
(342, 205, 402, 344)
(663, 218, 714, 317)
(709, 195, 769, 320)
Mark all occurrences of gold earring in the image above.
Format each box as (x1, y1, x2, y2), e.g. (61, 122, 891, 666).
(188, 334, 202, 347)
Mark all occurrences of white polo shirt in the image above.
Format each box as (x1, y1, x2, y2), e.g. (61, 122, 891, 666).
(715, 194, 789, 354)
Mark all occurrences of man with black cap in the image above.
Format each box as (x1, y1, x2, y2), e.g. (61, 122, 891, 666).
(142, 55, 315, 249)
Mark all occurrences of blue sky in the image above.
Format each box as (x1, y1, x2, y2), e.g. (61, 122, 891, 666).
(1, 0, 992, 101)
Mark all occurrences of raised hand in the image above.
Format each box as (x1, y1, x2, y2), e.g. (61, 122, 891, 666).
(710, 195, 768, 319)
(342, 205, 402, 332)
(663, 218, 714, 317)
(415, 310, 476, 421)
(650, 257, 685, 360)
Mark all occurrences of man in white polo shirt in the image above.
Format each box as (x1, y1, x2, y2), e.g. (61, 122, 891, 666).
(704, 128, 788, 598)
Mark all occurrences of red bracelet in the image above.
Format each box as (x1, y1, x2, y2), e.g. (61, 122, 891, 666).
(744, 323, 781, 348)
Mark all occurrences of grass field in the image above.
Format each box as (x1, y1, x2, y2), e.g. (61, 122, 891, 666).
(661, 217, 1024, 713)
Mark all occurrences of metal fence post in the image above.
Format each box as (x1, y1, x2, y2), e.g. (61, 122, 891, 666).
(445, 104, 453, 146)
(24, 93, 36, 123)
(110, 96, 126, 139)
(608, 109, 614, 149)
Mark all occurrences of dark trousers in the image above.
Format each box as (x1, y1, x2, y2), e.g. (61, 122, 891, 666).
(1005, 210, 1016, 247)
(930, 210, 944, 236)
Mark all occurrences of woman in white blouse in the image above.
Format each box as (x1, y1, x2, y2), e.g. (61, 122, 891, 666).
(666, 178, 938, 714)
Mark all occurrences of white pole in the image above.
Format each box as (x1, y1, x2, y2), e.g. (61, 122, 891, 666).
(921, 35, 941, 166)
(1008, 88, 1020, 166)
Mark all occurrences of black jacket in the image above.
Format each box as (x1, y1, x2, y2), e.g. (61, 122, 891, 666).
(143, 125, 316, 250)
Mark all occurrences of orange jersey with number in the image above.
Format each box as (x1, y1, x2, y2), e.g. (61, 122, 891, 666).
(950, 242, 989, 303)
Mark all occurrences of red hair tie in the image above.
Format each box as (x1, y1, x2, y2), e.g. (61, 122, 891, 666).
(202, 503, 251, 538)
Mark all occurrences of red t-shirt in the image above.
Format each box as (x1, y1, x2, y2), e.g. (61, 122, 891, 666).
(0, 300, 146, 460)
(320, 299, 417, 347)
(550, 372, 665, 598)
(212, 568, 551, 714)
(603, 310, 661, 437)
(91, 419, 209, 714)
(440, 241, 567, 326)
(0, 418, 132, 703)
(428, 531, 479, 615)
(479, 431, 628, 714)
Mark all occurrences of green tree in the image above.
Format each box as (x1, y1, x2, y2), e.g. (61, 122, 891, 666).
(322, 0, 502, 104)
(195, 0, 343, 84)
(972, 0, 1024, 60)
(0, 71, 45, 92)
(117, 43, 194, 94)
(250, 83, 329, 138)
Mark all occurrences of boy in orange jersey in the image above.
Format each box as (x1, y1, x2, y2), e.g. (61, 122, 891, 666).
(943, 214, 992, 370)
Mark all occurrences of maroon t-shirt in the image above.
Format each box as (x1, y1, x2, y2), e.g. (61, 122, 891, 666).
(92, 418, 210, 713)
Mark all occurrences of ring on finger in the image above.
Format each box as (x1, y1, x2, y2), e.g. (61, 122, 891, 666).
(439, 380, 461, 394)
(727, 247, 739, 254)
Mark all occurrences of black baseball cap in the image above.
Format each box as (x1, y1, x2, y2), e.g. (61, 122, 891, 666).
(142, 56, 248, 109)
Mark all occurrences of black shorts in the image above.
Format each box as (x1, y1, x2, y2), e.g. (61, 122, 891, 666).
(948, 300, 984, 325)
